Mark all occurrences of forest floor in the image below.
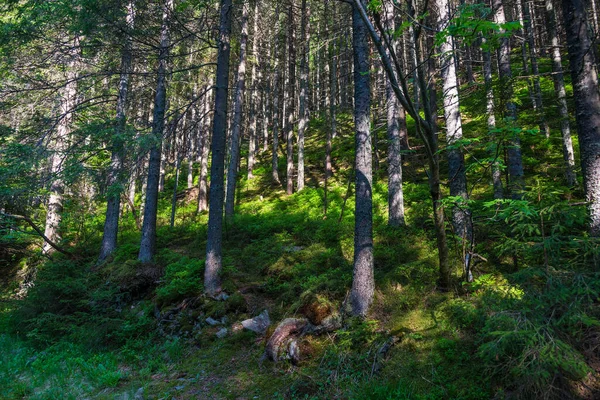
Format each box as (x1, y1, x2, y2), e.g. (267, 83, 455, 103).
(2, 97, 600, 399)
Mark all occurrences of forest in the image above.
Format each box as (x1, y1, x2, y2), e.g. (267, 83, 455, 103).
(1, 0, 600, 398)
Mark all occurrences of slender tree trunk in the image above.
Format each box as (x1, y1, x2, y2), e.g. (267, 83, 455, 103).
(271, 6, 282, 185)
(437, 0, 471, 243)
(285, 1, 296, 195)
(383, 0, 405, 227)
(546, 0, 576, 187)
(43, 39, 79, 255)
(138, 0, 173, 263)
(225, 2, 249, 221)
(483, 38, 504, 199)
(197, 86, 212, 213)
(522, 0, 550, 137)
(297, 0, 310, 191)
(170, 156, 180, 228)
(562, 0, 600, 236)
(98, 2, 135, 263)
(248, 0, 259, 180)
(204, 0, 233, 296)
(349, 0, 374, 317)
(493, 0, 525, 199)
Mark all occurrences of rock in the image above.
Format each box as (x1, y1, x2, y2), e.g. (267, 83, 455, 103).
(216, 327, 228, 338)
(241, 310, 271, 334)
(205, 317, 221, 326)
(212, 292, 230, 301)
(134, 387, 144, 400)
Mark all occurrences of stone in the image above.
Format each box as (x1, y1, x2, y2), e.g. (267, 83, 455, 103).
(205, 317, 221, 326)
(216, 328, 228, 338)
(241, 310, 271, 334)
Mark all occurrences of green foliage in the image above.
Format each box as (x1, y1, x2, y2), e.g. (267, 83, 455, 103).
(155, 254, 204, 305)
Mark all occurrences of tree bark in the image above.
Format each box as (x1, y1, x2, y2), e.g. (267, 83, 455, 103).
(138, 0, 173, 263)
(197, 85, 212, 213)
(349, 0, 374, 317)
(493, 0, 525, 199)
(437, 0, 471, 242)
(98, 1, 135, 263)
(204, 0, 233, 296)
(562, 0, 600, 236)
(383, 0, 405, 227)
(545, 0, 577, 187)
(225, 2, 249, 222)
(43, 37, 79, 255)
(248, 0, 259, 180)
(297, 0, 310, 191)
(285, 1, 296, 195)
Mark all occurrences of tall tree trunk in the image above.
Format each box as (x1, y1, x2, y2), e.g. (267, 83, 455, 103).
(248, 0, 259, 180)
(271, 6, 282, 185)
(297, 0, 310, 191)
(545, 0, 577, 187)
(562, 0, 600, 236)
(204, 0, 233, 296)
(482, 38, 504, 199)
(225, 2, 249, 221)
(285, 1, 296, 195)
(43, 38, 79, 255)
(170, 156, 180, 228)
(437, 0, 471, 243)
(522, 0, 550, 137)
(138, 0, 173, 263)
(349, 0, 374, 317)
(383, 0, 405, 227)
(98, 1, 135, 263)
(493, 0, 525, 199)
(197, 85, 212, 213)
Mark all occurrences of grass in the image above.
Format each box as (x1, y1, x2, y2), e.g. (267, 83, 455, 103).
(1, 53, 600, 398)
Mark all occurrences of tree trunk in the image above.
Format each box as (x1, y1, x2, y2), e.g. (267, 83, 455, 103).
(98, 1, 135, 263)
(562, 0, 600, 236)
(204, 0, 233, 296)
(225, 2, 249, 222)
(285, 1, 296, 195)
(297, 0, 309, 191)
(437, 0, 471, 243)
(43, 39, 79, 255)
(522, 0, 550, 137)
(545, 0, 577, 187)
(493, 0, 525, 199)
(197, 85, 212, 213)
(482, 38, 504, 199)
(349, 0, 374, 317)
(383, 0, 405, 227)
(138, 0, 173, 263)
(248, 0, 259, 180)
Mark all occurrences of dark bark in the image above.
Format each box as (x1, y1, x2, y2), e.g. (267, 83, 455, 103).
(138, 0, 172, 263)
(204, 0, 233, 295)
(493, 0, 525, 199)
(545, 0, 577, 187)
(99, 2, 135, 263)
(225, 2, 249, 221)
(349, 0, 374, 317)
(285, 1, 296, 195)
(562, 0, 600, 236)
